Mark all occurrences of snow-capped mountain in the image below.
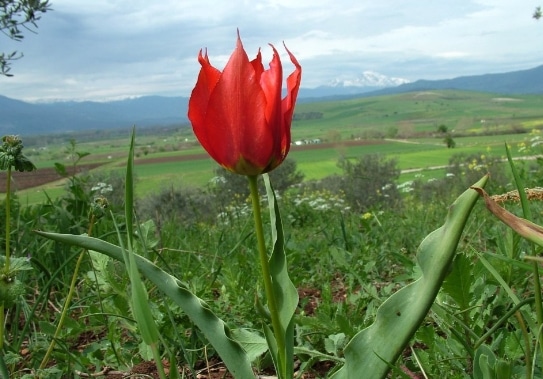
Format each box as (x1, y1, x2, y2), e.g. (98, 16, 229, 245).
(297, 71, 411, 99)
(328, 71, 411, 88)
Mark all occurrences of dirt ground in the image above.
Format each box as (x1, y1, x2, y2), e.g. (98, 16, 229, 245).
(0, 163, 104, 192)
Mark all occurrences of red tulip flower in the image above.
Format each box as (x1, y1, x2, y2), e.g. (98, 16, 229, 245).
(188, 33, 302, 176)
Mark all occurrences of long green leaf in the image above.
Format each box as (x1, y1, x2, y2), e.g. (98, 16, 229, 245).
(441, 253, 474, 311)
(34, 231, 256, 379)
(331, 175, 488, 379)
(121, 128, 160, 348)
(264, 174, 298, 377)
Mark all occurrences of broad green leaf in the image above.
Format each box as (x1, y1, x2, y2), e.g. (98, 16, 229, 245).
(495, 359, 512, 379)
(441, 253, 474, 310)
(331, 175, 488, 379)
(324, 333, 347, 356)
(34, 231, 256, 379)
(264, 174, 299, 377)
(473, 345, 497, 379)
(231, 329, 268, 362)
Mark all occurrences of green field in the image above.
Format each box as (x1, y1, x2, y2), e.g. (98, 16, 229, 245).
(293, 90, 543, 139)
(7, 89, 543, 202)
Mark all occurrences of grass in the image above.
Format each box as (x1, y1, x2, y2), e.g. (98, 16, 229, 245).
(4, 90, 543, 378)
(133, 158, 216, 195)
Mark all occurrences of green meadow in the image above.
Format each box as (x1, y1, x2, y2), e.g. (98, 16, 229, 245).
(6, 91, 543, 378)
(10, 89, 543, 203)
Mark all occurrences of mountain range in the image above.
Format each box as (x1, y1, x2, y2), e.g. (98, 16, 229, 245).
(1, 65, 542, 136)
(298, 71, 411, 99)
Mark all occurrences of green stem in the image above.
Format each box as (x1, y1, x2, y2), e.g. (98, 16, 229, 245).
(531, 259, 543, 365)
(5, 166, 11, 271)
(39, 215, 96, 370)
(514, 311, 532, 379)
(0, 167, 11, 351)
(504, 144, 543, 366)
(248, 175, 286, 377)
(39, 251, 86, 370)
(0, 304, 3, 352)
(151, 343, 167, 379)
(0, 353, 8, 379)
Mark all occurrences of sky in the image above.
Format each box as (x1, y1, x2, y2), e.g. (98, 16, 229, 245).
(1, 0, 542, 102)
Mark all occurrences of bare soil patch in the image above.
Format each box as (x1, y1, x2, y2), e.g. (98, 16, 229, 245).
(0, 163, 103, 192)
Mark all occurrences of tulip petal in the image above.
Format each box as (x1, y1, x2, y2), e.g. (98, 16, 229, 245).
(282, 44, 302, 138)
(188, 33, 302, 176)
(203, 35, 271, 174)
(259, 44, 284, 171)
(251, 49, 265, 80)
(188, 50, 222, 158)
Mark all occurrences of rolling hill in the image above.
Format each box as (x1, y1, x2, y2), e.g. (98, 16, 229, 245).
(368, 64, 543, 97)
(0, 95, 188, 135)
(1, 65, 542, 136)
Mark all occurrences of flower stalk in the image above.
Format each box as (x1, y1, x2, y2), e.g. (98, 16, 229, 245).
(0, 166, 11, 352)
(248, 175, 288, 378)
(0, 135, 36, 355)
(39, 212, 98, 370)
(4, 166, 11, 273)
(186, 32, 301, 378)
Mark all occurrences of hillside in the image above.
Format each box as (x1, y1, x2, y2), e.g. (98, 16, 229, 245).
(369, 65, 543, 97)
(0, 95, 188, 135)
(291, 90, 543, 140)
(1, 65, 542, 136)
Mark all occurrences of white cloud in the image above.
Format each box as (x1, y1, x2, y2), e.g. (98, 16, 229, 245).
(1, 0, 542, 101)
(435, 52, 471, 59)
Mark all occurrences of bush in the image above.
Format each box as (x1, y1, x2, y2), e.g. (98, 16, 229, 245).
(85, 169, 128, 211)
(137, 185, 217, 226)
(446, 152, 511, 194)
(310, 155, 402, 212)
(210, 158, 304, 206)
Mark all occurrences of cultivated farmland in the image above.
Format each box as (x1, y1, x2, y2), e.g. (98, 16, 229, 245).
(3, 89, 543, 202)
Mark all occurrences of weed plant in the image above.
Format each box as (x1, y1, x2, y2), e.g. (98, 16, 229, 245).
(3, 135, 543, 378)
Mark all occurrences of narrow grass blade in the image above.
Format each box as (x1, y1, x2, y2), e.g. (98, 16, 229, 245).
(331, 175, 488, 379)
(121, 127, 160, 349)
(34, 231, 256, 379)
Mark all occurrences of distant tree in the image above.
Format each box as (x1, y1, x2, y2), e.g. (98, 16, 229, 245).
(437, 124, 448, 134)
(385, 126, 398, 138)
(1, 0, 51, 76)
(534, 6, 542, 20)
(444, 134, 456, 148)
(334, 154, 402, 212)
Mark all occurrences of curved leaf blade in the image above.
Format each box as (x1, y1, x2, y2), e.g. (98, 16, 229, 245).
(34, 231, 256, 379)
(331, 175, 488, 379)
